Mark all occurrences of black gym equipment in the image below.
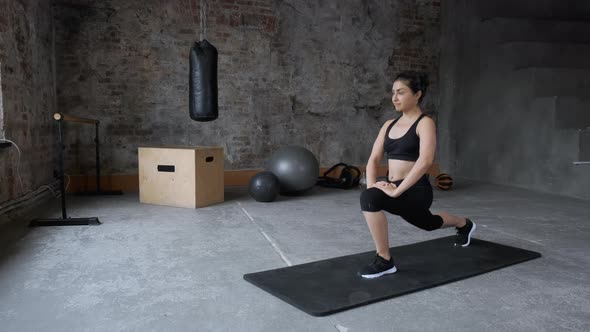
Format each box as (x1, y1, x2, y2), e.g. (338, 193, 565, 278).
(29, 113, 119, 227)
(249, 171, 280, 202)
(244, 236, 541, 316)
(189, 39, 218, 122)
(316, 163, 361, 189)
(188, 0, 218, 122)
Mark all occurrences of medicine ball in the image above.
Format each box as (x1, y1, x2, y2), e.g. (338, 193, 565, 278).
(435, 173, 453, 190)
(249, 171, 280, 202)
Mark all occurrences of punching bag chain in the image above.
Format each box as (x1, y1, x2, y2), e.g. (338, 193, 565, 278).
(200, 0, 207, 41)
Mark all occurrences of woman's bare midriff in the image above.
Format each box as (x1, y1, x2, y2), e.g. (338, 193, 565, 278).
(387, 159, 415, 182)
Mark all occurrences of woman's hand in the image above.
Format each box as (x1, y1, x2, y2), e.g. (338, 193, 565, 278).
(375, 181, 401, 198)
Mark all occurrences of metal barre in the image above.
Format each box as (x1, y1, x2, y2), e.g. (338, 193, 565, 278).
(53, 113, 99, 124)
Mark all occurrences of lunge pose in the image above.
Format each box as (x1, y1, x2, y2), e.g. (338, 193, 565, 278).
(359, 71, 476, 279)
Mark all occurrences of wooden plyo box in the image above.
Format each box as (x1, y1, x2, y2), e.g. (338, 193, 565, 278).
(138, 146, 224, 208)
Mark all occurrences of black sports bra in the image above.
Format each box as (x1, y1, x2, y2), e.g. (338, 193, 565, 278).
(383, 114, 426, 161)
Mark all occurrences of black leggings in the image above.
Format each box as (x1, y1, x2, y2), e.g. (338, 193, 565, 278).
(360, 175, 443, 231)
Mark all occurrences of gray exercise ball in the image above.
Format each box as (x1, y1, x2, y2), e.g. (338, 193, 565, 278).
(266, 146, 319, 194)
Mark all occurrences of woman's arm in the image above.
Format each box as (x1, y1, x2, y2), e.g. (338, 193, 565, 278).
(365, 120, 391, 188)
(390, 117, 436, 197)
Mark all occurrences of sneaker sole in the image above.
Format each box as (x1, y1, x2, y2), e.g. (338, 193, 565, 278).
(361, 266, 397, 279)
(461, 221, 477, 247)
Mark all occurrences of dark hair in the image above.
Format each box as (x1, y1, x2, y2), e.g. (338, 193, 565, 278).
(394, 71, 429, 103)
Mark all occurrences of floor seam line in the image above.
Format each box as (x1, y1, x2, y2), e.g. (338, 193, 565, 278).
(237, 202, 292, 266)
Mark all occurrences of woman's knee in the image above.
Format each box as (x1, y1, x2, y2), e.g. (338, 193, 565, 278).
(404, 214, 443, 231)
(360, 187, 386, 212)
(422, 217, 443, 231)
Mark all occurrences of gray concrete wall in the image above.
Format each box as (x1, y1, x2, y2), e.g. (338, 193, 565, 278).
(439, 0, 590, 199)
(53, 0, 441, 174)
(0, 0, 56, 204)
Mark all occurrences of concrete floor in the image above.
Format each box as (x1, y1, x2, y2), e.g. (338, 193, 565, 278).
(0, 180, 589, 332)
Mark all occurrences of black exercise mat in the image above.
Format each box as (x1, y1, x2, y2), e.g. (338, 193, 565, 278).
(243, 236, 541, 316)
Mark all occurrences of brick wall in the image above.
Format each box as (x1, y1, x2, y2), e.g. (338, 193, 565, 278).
(388, 0, 441, 118)
(0, 0, 56, 205)
(54, 0, 441, 176)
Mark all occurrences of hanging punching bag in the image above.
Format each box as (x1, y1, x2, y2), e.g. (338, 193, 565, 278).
(189, 39, 218, 122)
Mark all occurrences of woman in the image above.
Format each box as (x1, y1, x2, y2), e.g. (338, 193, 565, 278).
(359, 71, 476, 279)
